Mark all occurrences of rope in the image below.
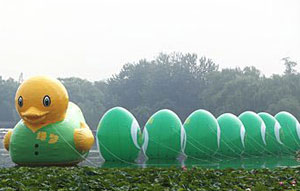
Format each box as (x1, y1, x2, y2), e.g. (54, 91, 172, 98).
(54, 127, 99, 167)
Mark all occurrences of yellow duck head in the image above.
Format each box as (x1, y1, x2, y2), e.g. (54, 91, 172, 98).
(15, 76, 69, 132)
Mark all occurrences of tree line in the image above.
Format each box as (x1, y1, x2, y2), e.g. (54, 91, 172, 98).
(0, 53, 299, 130)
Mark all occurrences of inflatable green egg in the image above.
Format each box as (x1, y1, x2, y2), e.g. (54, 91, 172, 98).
(275, 111, 300, 153)
(239, 111, 266, 156)
(143, 109, 185, 160)
(96, 107, 143, 162)
(217, 113, 245, 157)
(258, 112, 283, 154)
(184, 109, 220, 158)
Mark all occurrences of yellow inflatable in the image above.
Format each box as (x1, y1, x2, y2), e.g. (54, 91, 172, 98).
(4, 76, 94, 166)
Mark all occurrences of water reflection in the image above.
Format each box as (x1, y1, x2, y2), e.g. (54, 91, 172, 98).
(146, 159, 181, 167)
(99, 155, 300, 169)
(100, 161, 143, 168)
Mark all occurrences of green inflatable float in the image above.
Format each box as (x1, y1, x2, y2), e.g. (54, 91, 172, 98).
(183, 109, 220, 158)
(258, 112, 283, 154)
(3, 76, 94, 166)
(143, 109, 185, 160)
(275, 111, 300, 153)
(239, 111, 266, 156)
(96, 107, 143, 162)
(217, 113, 245, 157)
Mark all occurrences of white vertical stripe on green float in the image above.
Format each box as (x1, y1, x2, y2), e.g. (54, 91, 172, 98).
(240, 125, 246, 148)
(274, 121, 283, 145)
(131, 119, 140, 149)
(259, 117, 267, 145)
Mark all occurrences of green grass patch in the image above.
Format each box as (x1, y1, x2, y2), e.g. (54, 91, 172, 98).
(0, 166, 299, 190)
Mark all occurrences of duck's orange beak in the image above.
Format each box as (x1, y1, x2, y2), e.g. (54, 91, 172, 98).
(21, 107, 49, 124)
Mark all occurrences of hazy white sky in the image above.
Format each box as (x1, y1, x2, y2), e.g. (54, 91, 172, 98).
(0, 0, 299, 81)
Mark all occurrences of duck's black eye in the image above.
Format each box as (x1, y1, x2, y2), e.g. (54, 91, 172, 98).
(43, 95, 51, 107)
(18, 96, 23, 107)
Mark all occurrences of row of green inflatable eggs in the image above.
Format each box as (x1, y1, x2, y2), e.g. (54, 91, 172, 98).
(97, 107, 300, 161)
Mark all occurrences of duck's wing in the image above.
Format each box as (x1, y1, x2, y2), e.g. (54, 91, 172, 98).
(3, 129, 13, 151)
(74, 122, 94, 152)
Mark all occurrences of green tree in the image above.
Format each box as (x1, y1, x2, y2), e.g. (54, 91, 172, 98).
(283, 57, 297, 75)
(59, 78, 106, 129)
(0, 77, 19, 124)
(1, 52, 300, 130)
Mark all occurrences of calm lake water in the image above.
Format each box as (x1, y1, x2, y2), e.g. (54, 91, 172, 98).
(2, 147, 299, 169)
(99, 155, 300, 169)
(1, 128, 299, 169)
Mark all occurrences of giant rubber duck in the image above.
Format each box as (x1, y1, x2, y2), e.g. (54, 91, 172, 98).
(3, 76, 94, 166)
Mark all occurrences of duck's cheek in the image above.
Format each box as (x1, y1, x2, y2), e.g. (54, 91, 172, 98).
(16, 107, 24, 116)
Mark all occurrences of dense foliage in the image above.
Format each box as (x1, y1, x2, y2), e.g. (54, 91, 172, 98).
(0, 53, 299, 129)
(0, 166, 299, 190)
